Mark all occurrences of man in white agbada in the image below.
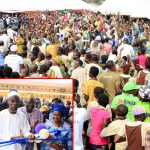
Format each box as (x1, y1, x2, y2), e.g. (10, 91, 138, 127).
(0, 90, 35, 150)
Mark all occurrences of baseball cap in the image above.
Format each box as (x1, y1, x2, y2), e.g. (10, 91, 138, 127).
(123, 82, 140, 92)
(132, 105, 147, 116)
(10, 45, 17, 52)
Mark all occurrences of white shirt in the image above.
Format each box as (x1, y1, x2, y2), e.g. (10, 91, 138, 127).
(59, 29, 66, 41)
(6, 18, 10, 25)
(0, 109, 31, 150)
(49, 66, 63, 78)
(74, 107, 87, 150)
(117, 44, 135, 58)
(29, 72, 40, 78)
(4, 54, 23, 73)
(0, 34, 10, 51)
(71, 67, 86, 93)
(39, 44, 46, 54)
(90, 40, 100, 52)
(7, 28, 17, 41)
(68, 52, 73, 61)
(108, 54, 117, 63)
(114, 30, 119, 46)
(0, 46, 5, 53)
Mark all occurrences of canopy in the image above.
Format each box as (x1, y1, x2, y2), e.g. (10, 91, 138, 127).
(0, 0, 96, 12)
(97, 0, 133, 15)
(97, 0, 150, 19)
(131, 0, 150, 19)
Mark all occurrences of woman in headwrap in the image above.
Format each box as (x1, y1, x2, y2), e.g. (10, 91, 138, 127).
(41, 103, 72, 150)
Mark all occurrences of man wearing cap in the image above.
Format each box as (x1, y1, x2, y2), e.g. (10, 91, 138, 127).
(4, 44, 24, 74)
(114, 106, 150, 150)
(111, 82, 141, 121)
(40, 105, 50, 123)
(0, 90, 35, 150)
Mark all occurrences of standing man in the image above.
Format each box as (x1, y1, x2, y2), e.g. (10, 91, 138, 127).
(4, 45, 24, 73)
(68, 50, 81, 77)
(18, 97, 43, 150)
(99, 60, 121, 102)
(85, 54, 102, 81)
(71, 59, 86, 94)
(0, 30, 10, 51)
(74, 80, 87, 150)
(115, 106, 150, 150)
(117, 38, 135, 59)
(112, 82, 141, 121)
(83, 66, 104, 104)
(18, 97, 43, 132)
(0, 90, 35, 150)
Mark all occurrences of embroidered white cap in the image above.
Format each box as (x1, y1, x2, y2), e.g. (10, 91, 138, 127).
(8, 91, 20, 99)
(10, 45, 17, 52)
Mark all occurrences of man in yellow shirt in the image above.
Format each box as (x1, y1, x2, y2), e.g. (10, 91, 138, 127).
(83, 66, 104, 104)
(46, 44, 59, 58)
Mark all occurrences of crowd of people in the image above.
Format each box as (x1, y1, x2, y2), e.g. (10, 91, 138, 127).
(74, 78, 150, 150)
(0, 90, 72, 150)
(0, 9, 150, 150)
(0, 11, 149, 79)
